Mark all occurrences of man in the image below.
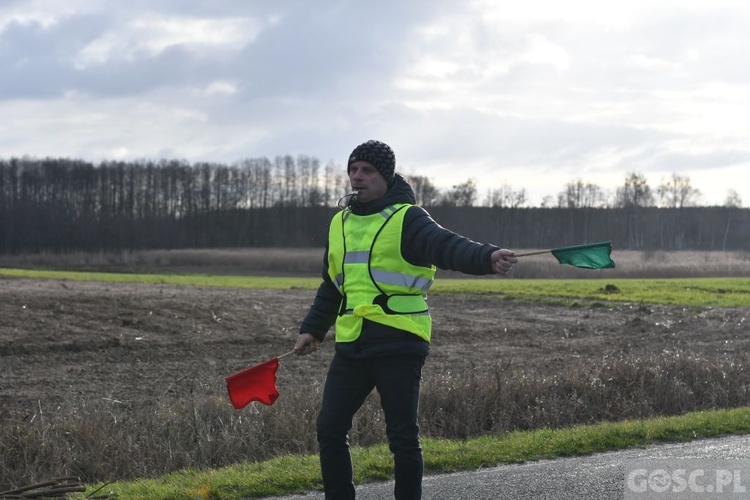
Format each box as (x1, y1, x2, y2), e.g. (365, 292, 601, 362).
(294, 140, 517, 500)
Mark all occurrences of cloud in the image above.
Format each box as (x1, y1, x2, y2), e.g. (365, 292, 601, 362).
(0, 0, 749, 206)
(73, 16, 262, 68)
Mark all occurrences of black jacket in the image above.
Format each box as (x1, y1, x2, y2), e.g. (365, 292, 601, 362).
(300, 174, 500, 358)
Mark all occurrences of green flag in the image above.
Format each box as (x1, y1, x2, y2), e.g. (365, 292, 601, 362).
(550, 241, 616, 269)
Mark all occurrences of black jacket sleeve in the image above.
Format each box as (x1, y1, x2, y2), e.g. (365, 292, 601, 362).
(299, 245, 342, 341)
(401, 206, 499, 274)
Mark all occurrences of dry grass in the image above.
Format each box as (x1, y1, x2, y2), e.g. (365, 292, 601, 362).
(419, 352, 750, 438)
(2, 247, 750, 278)
(3, 352, 750, 490)
(0, 248, 324, 276)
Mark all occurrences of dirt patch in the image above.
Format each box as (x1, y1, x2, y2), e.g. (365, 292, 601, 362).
(1, 278, 748, 419)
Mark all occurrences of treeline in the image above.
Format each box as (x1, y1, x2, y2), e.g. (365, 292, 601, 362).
(0, 157, 748, 253)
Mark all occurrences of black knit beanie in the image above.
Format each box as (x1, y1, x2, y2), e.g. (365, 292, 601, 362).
(347, 140, 396, 186)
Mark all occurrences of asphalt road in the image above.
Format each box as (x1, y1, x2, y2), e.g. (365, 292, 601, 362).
(267, 434, 750, 499)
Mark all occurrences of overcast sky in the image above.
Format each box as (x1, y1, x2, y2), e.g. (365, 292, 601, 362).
(1, 0, 748, 206)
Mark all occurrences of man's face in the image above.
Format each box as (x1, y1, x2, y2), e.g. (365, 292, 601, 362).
(348, 160, 389, 203)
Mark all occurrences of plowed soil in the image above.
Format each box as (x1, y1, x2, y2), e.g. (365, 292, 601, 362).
(1, 277, 748, 419)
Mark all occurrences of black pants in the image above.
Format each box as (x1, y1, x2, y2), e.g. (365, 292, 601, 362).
(316, 352, 426, 500)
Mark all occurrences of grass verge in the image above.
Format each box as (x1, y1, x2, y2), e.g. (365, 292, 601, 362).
(1, 268, 749, 308)
(76, 407, 750, 499)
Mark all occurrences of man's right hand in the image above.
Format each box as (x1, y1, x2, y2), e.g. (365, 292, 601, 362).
(294, 333, 321, 356)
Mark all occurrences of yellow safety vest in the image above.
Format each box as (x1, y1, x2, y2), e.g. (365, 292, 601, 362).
(328, 203, 437, 343)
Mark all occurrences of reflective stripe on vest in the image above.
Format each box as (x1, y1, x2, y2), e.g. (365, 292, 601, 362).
(345, 251, 369, 264)
(338, 257, 433, 291)
(327, 203, 436, 343)
(370, 269, 432, 291)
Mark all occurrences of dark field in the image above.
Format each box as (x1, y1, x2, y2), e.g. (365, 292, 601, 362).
(2, 277, 748, 420)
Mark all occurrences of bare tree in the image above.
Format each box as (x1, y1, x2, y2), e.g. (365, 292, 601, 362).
(297, 155, 311, 206)
(307, 157, 326, 207)
(407, 175, 440, 206)
(485, 182, 528, 208)
(256, 157, 274, 208)
(540, 195, 555, 208)
(439, 178, 477, 207)
(615, 172, 655, 208)
(657, 173, 701, 208)
(725, 189, 743, 208)
(323, 160, 335, 206)
(283, 155, 298, 206)
(557, 179, 604, 208)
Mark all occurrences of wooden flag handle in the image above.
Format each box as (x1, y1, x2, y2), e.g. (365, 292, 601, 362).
(277, 350, 296, 360)
(515, 249, 552, 257)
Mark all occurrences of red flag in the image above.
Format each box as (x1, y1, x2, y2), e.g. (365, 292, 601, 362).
(225, 357, 280, 409)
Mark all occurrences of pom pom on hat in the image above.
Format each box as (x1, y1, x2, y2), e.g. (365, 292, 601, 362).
(347, 140, 396, 186)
